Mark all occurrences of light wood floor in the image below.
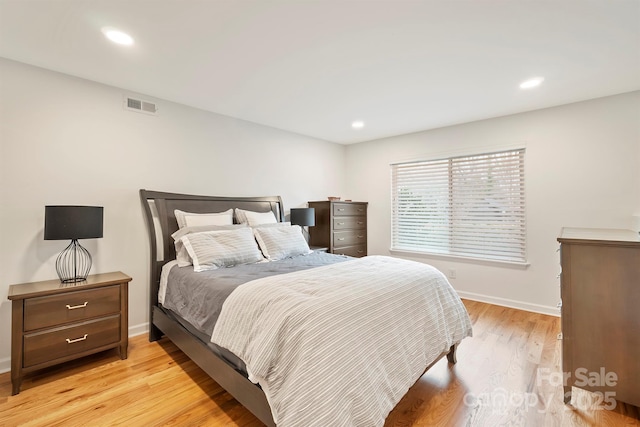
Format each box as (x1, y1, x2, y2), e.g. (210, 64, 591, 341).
(1, 299, 638, 427)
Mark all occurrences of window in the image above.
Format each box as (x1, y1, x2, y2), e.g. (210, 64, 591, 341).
(391, 148, 526, 264)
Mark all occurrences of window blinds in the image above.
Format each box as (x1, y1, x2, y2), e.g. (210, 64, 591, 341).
(391, 148, 526, 263)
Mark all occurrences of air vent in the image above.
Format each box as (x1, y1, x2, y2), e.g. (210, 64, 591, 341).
(124, 96, 157, 115)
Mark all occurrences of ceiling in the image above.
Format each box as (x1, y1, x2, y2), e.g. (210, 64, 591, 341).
(1, 1, 638, 144)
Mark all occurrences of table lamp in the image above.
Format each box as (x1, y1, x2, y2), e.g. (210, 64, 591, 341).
(44, 205, 104, 283)
(290, 208, 315, 242)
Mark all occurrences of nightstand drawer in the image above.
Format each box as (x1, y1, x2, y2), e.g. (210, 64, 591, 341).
(23, 314, 121, 368)
(333, 244, 367, 257)
(333, 230, 367, 246)
(333, 203, 367, 216)
(333, 216, 366, 230)
(24, 285, 121, 331)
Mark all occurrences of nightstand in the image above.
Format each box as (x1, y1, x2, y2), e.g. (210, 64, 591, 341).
(8, 271, 131, 395)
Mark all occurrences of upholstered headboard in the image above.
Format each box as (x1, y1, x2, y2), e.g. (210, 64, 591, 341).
(139, 189, 285, 311)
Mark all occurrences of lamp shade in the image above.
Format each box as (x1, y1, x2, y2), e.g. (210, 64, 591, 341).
(44, 206, 104, 240)
(290, 208, 315, 227)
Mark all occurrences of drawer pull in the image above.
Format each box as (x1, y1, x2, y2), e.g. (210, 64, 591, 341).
(557, 332, 563, 340)
(358, 208, 364, 212)
(337, 222, 345, 225)
(357, 222, 364, 225)
(337, 208, 345, 211)
(66, 334, 88, 344)
(357, 235, 364, 238)
(338, 238, 345, 241)
(66, 301, 88, 310)
(357, 250, 364, 253)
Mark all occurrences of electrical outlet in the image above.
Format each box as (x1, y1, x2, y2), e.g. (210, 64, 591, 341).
(448, 269, 456, 279)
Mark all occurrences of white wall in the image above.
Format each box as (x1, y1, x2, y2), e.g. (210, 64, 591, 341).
(0, 58, 345, 370)
(345, 91, 640, 314)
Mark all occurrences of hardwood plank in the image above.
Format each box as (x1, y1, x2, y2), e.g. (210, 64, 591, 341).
(0, 300, 638, 426)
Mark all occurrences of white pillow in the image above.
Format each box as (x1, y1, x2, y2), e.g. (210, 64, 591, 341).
(234, 208, 249, 224)
(252, 221, 291, 228)
(235, 208, 278, 227)
(174, 209, 233, 229)
(253, 225, 312, 261)
(180, 227, 264, 272)
(171, 224, 247, 267)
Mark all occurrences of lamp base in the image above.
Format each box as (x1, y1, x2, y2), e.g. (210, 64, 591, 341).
(56, 239, 92, 283)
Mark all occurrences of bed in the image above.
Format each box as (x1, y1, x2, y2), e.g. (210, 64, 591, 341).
(139, 189, 472, 427)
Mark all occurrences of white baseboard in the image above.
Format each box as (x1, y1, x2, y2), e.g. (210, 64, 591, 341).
(456, 290, 560, 317)
(0, 323, 151, 375)
(0, 357, 9, 375)
(128, 322, 149, 338)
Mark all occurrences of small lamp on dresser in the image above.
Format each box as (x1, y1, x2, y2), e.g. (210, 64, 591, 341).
(44, 205, 104, 283)
(290, 207, 315, 242)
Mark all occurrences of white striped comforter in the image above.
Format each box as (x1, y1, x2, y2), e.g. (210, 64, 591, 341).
(211, 256, 472, 427)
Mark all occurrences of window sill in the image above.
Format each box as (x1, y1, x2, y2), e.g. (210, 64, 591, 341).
(389, 248, 530, 269)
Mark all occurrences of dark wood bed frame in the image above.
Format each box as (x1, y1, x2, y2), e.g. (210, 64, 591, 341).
(139, 189, 458, 426)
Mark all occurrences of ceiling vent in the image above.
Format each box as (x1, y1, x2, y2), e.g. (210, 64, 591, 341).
(124, 96, 157, 115)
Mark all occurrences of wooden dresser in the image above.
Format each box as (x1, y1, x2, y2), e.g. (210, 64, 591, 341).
(309, 201, 368, 257)
(8, 271, 131, 395)
(557, 228, 640, 408)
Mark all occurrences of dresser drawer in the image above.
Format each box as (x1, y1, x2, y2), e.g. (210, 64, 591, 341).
(24, 286, 121, 331)
(333, 203, 367, 216)
(23, 314, 121, 368)
(333, 230, 367, 247)
(333, 244, 367, 257)
(333, 216, 366, 230)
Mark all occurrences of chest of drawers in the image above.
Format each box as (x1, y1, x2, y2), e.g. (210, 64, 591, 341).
(557, 228, 640, 408)
(8, 271, 131, 395)
(308, 201, 368, 257)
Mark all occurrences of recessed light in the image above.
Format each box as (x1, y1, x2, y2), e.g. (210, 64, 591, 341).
(102, 27, 134, 46)
(352, 121, 364, 129)
(519, 77, 544, 89)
